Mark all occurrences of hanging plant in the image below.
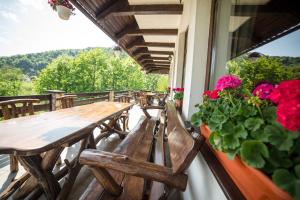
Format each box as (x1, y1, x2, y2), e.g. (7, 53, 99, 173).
(48, 0, 75, 20)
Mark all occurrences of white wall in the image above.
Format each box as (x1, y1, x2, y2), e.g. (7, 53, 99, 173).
(172, 0, 227, 199)
(181, 0, 209, 120)
(210, 0, 232, 88)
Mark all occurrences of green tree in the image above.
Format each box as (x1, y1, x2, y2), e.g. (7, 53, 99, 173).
(34, 48, 167, 93)
(228, 57, 295, 90)
(34, 49, 109, 93)
(0, 66, 24, 96)
(156, 75, 169, 91)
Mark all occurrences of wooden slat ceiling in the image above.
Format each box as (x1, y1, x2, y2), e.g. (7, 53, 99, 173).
(70, 0, 300, 74)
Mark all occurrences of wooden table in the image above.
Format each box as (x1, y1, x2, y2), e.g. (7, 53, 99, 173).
(0, 102, 132, 200)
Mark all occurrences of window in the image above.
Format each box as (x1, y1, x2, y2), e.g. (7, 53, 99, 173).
(209, 0, 300, 89)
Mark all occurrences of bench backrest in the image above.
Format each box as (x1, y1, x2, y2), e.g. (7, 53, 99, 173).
(166, 102, 203, 174)
(0, 99, 40, 120)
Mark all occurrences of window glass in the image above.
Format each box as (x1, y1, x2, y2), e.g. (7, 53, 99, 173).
(210, 0, 300, 89)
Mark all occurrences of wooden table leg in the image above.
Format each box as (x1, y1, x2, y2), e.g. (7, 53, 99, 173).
(17, 155, 60, 200)
(13, 148, 63, 200)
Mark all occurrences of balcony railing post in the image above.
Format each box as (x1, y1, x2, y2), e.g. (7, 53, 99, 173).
(109, 91, 115, 102)
(46, 90, 65, 111)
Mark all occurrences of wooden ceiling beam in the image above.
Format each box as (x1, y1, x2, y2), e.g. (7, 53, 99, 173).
(142, 60, 171, 65)
(144, 64, 170, 68)
(116, 28, 178, 40)
(97, 4, 183, 20)
(144, 65, 170, 69)
(126, 41, 175, 49)
(146, 68, 169, 74)
(139, 56, 170, 62)
(134, 50, 174, 57)
(96, 1, 126, 20)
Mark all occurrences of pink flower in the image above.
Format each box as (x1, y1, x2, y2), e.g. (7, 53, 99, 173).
(252, 83, 274, 100)
(215, 75, 241, 90)
(268, 80, 300, 104)
(276, 98, 300, 132)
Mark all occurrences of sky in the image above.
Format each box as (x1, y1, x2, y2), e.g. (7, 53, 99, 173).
(0, 0, 115, 57)
(254, 29, 300, 57)
(0, 0, 299, 57)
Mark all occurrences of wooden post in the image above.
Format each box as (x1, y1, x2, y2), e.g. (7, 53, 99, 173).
(109, 91, 115, 102)
(46, 90, 65, 111)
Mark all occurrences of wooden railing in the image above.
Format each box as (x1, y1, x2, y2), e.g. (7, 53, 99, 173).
(67, 91, 110, 107)
(0, 90, 132, 118)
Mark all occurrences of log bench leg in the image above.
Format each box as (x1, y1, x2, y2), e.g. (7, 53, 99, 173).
(90, 167, 122, 196)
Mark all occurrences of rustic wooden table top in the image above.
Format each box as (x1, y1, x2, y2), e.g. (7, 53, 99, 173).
(0, 102, 133, 156)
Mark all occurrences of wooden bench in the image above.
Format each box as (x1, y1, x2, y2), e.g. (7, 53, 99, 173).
(79, 102, 205, 200)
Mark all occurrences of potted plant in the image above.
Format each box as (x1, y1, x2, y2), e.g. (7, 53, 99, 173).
(191, 75, 300, 200)
(48, 0, 75, 20)
(173, 88, 184, 109)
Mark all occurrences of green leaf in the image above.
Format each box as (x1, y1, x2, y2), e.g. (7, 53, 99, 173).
(208, 120, 220, 132)
(191, 113, 201, 126)
(295, 180, 300, 200)
(262, 106, 277, 123)
(234, 124, 248, 139)
(220, 121, 235, 136)
(241, 103, 257, 118)
(223, 134, 240, 150)
(295, 165, 300, 178)
(240, 140, 269, 168)
(272, 169, 295, 196)
(266, 124, 294, 151)
(209, 131, 222, 150)
(251, 128, 270, 142)
(210, 109, 228, 124)
(226, 149, 238, 160)
(266, 148, 292, 168)
(244, 117, 264, 132)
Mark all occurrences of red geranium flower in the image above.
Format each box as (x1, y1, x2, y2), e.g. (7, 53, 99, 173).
(268, 80, 300, 104)
(203, 90, 220, 100)
(276, 98, 300, 132)
(210, 89, 220, 99)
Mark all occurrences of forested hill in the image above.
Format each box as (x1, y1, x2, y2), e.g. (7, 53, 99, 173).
(0, 47, 116, 77)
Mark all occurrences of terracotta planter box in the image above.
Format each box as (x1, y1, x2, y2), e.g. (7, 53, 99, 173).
(200, 124, 292, 200)
(175, 99, 182, 108)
